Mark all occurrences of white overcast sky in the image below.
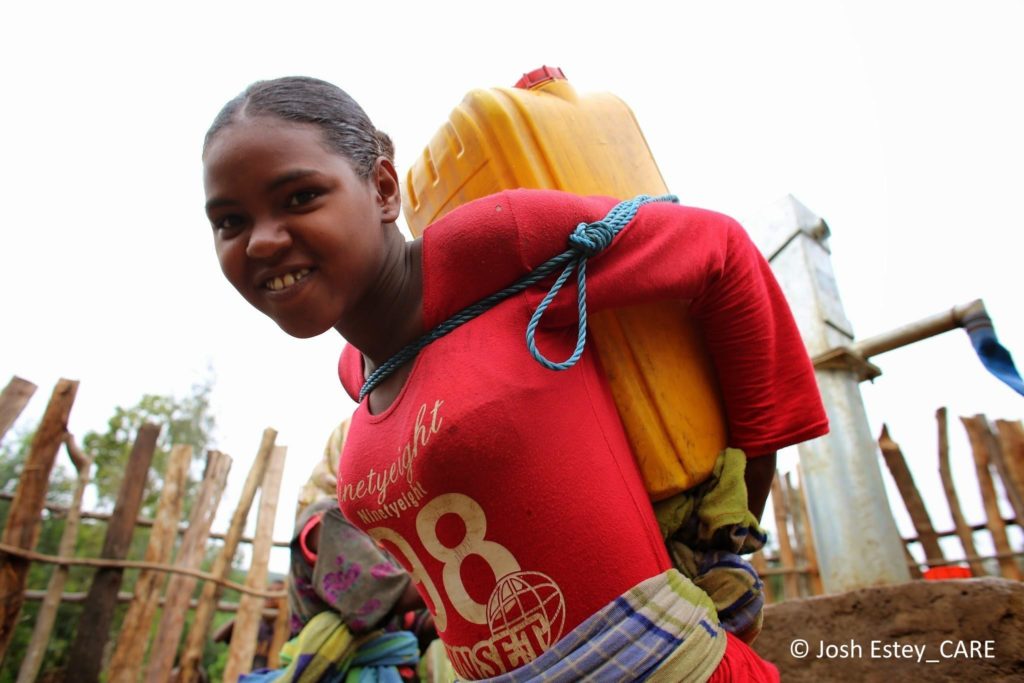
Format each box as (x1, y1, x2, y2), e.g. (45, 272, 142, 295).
(3, 0, 1022, 572)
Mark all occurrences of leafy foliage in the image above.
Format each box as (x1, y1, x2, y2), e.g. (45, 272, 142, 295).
(82, 378, 216, 518)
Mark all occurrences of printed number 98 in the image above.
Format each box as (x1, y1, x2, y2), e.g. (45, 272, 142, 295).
(369, 493, 521, 631)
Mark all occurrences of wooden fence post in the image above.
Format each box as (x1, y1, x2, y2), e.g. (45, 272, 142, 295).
(65, 422, 161, 683)
(223, 445, 287, 682)
(936, 408, 984, 576)
(0, 378, 78, 663)
(791, 467, 824, 595)
(995, 420, 1024, 511)
(984, 421, 1024, 530)
(176, 428, 277, 683)
(144, 449, 232, 683)
(770, 472, 800, 600)
(107, 444, 193, 683)
(268, 577, 291, 669)
(0, 376, 37, 443)
(960, 415, 1022, 580)
(782, 473, 808, 596)
(16, 435, 92, 683)
(878, 425, 945, 568)
(901, 545, 924, 579)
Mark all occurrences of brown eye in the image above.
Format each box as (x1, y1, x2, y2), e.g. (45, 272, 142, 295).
(288, 190, 320, 207)
(213, 214, 245, 233)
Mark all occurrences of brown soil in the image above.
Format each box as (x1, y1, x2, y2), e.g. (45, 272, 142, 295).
(751, 578, 1024, 682)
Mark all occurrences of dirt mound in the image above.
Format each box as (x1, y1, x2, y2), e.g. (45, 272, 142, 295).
(751, 577, 1024, 682)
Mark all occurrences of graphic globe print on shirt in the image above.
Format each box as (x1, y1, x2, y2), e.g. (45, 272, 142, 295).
(486, 570, 567, 656)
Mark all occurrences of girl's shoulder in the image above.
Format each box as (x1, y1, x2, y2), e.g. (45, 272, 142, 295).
(420, 188, 619, 279)
(422, 189, 619, 241)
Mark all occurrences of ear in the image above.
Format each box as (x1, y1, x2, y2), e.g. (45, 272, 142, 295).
(372, 157, 402, 223)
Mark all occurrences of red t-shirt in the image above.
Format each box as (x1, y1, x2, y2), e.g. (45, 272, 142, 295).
(337, 190, 826, 678)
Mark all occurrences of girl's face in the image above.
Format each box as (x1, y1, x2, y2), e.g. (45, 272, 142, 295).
(203, 115, 400, 338)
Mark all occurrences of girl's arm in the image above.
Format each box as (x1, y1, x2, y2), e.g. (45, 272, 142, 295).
(744, 452, 777, 522)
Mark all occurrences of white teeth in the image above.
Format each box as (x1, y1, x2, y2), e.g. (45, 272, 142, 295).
(266, 268, 311, 292)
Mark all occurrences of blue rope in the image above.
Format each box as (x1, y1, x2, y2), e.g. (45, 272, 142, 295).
(358, 194, 679, 401)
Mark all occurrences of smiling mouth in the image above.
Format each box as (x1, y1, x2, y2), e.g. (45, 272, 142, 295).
(265, 268, 312, 292)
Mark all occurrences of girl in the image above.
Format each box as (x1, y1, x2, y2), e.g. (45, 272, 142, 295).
(203, 76, 828, 681)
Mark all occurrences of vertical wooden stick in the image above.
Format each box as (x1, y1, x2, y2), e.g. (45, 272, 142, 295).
(902, 544, 923, 579)
(144, 450, 232, 683)
(66, 422, 161, 683)
(177, 428, 277, 683)
(267, 578, 291, 669)
(878, 425, 945, 566)
(995, 420, 1024, 514)
(983, 422, 1024, 529)
(0, 378, 78, 663)
(783, 473, 809, 596)
(0, 376, 37, 444)
(16, 436, 92, 683)
(792, 466, 825, 595)
(960, 415, 1022, 580)
(107, 444, 193, 683)
(770, 472, 799, 600)
(223, 445, 287, 682)
(937, 408, 984, 576)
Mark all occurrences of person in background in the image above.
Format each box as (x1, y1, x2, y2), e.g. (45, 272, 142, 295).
(212, 579, 287, 671)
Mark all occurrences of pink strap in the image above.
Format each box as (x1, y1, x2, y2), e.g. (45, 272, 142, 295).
(299, 512, 324, 565)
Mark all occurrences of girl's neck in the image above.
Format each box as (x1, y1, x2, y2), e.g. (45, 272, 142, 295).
(335, 229, 424, 368)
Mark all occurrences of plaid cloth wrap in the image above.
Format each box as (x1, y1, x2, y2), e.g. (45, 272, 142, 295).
(653, 449, 769, 643)
(421, 450, 768, 681)
(474, 569, 725, 683)
(239, 611, 419, 683)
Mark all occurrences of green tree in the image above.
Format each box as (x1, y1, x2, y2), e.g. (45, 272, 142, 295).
(82, 378, 216, 518)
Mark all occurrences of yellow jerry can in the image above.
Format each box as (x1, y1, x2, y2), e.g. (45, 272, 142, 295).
(402, 67, 725, 500)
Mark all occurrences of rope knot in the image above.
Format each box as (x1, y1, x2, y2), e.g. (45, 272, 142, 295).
(568, 220, 615, 257)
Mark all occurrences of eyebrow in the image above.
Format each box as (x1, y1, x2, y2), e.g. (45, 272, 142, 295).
(266, 168, 320, 193)
(204, 168, 322, 213)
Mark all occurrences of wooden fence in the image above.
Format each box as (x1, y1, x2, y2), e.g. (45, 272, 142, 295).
(755, 407, 1024, 602)
(0, 376, 291, 682)
(2, 374, 1022, 679)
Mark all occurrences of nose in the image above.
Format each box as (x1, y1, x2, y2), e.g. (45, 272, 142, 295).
(246, 217, 292, 260)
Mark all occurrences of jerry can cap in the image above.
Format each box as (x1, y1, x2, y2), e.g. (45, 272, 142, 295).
(514, 65, 567, 89)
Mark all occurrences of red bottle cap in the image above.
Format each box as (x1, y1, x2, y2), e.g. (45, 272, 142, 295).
(514, 65, 567, 89)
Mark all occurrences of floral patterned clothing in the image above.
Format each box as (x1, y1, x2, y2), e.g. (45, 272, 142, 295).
(287, 498, 412, 636)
